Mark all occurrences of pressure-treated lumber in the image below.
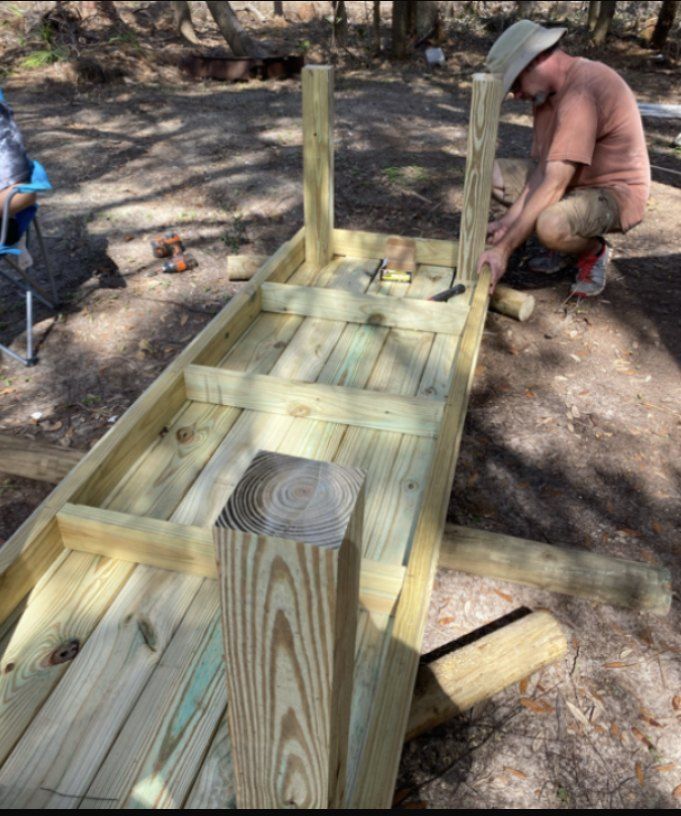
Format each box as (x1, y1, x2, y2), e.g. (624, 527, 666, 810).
(350, 74, 504, 808)
(214, 451, 364, 808)
(184, 365, 444, 436)
(441, 524, 672, 615)
(490, 284, 535, 322)
(261, 282, 469, 335)
(303, 66, 334, 269)
(332, 228, 459, 268)
(0, 226, 305, 629)
(56, 502, 405, 615)
(456, 73, 503, 284)
(406, 610, 567, 741)
(226, 254, 267, 281)
(0, 434, 82, 483)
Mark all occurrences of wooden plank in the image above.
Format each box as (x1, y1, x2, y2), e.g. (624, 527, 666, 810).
(56, 503, 405, 616)
(441, 525, 673, 615)
(179, 260, 455, 807)
(0, 226, 305, 629)
(0, 434, 82, 483)
(261, 282, 468, 335)
(333, 228, 459, 268)
(456, 73, 503, 284)
(184, 365, 444, 437)
(83, 580, 226, 808)
(349, 263, 495, 807)
(0, 566, 203, 808)
(406, 611, 567, 741)
(303, 66, 334, 269)
(184, 719, 236, 809)
(0, 552, 134, 767)
(215, 452, 364, 808)
(349, 74, 502, 807)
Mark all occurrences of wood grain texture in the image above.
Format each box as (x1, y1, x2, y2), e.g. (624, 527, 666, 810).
(83, 580, 226, 809)
(261, 282, 469, 334)
(442, 524, 672, 615)
(0, 434, 82, 483)
(57, 503, 405, 616)
(406, 611, 567, 741)
(0, 227, 305, 630)
(184, 365, 444, 437)
(490, 284, 535, 322)
(349, 265, 494, 806)
(184, 719, 236, 809)
(333, 229, 459, 267)
(215, 453, 364, 808)
(303, 66, 334, 269)
(456, 73, 503, 283)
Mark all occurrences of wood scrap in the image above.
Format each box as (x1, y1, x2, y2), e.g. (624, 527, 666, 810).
(406, 611, 567, 741)
(0, 434, 82, 484)
(441, 524, 672, 615)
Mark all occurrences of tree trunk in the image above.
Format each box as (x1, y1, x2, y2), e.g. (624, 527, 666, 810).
(332, 0, 348, 47)
(392, 0, 412, 58)
(414, 0, 438, 40)
(516, 0, 535, 18)
(591, 0, 616, 45)
(205, 0, 267, 57)
(587, 0, 600, 31)
(373, 0, 381, 52)
(273, 0, 284, 15)
(651, 0, 678, 50)
(171, 0, 201, 44)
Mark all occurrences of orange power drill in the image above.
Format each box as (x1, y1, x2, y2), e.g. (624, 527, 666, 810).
(151, 231, 184, 259)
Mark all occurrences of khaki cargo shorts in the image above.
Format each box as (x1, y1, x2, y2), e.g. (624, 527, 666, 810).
(494, 158, 622, 237)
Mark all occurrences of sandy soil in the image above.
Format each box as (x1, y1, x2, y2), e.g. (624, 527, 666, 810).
(0, 2, 679, 809)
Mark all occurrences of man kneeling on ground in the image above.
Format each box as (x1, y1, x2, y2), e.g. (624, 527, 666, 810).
(477, 20, 650, 297)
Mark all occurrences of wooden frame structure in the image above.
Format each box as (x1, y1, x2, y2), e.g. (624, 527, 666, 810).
(0, 66, 503, 808)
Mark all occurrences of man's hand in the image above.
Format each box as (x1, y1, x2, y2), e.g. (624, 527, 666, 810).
(477, 244, 510, 293)
(486, 217, 512, 246)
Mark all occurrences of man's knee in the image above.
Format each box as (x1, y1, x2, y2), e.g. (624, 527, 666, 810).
(536, 206, 572, 248)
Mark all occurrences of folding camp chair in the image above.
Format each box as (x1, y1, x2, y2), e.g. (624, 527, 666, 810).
(0, 92, 57, 366)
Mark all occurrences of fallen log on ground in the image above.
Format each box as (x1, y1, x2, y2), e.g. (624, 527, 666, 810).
(441, 524, 672, 615)
(2, 438, 671, 615)
(406, 610, 567, 741)
(0, 434, 82, 484)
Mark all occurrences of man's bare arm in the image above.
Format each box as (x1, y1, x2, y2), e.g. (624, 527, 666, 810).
(478, 160, 578, 290)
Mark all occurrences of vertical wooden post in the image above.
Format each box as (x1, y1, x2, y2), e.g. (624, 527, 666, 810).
(456, 73, 504, 284)
(303, 65, 334, 270)
(214, 451, 364, 809)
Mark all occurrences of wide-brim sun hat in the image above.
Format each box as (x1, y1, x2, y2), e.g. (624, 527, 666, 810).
(485, 20, 567, 95)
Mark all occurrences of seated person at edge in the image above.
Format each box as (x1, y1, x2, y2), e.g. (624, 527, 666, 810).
(0, 92, 36, 243)
(477, 20, 650, 297)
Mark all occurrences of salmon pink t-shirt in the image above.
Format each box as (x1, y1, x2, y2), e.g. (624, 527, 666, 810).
(531, 58, 650, 231)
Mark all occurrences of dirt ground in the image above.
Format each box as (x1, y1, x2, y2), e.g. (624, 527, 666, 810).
(0, 2, 680, 809)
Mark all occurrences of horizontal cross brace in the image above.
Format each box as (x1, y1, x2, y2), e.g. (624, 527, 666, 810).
(56, 503, 406, 616)
(332, 228, 459, 268)
(261, 282, 468, 336)
(184, 365, 444, 437)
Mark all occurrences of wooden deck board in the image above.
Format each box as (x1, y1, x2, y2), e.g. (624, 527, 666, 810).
(0, 231, 485, 810)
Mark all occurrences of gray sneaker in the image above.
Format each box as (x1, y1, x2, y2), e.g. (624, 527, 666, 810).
(570, 239, 610, 298)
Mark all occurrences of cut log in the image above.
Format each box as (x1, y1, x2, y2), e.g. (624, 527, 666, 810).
(0, 434, 82, 484)
(441, 524, 672, 615)
(490, 284, 535, 322)
(406, 610, 567, 741)
(226, 254, 267, 281)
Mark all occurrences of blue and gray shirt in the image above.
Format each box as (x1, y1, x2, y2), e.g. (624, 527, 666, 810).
(0, 99, 31, 190)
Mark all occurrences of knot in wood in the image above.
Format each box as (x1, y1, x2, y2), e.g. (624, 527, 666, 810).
(176, 425, 195, 445)
(48, 638, 81, 665)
